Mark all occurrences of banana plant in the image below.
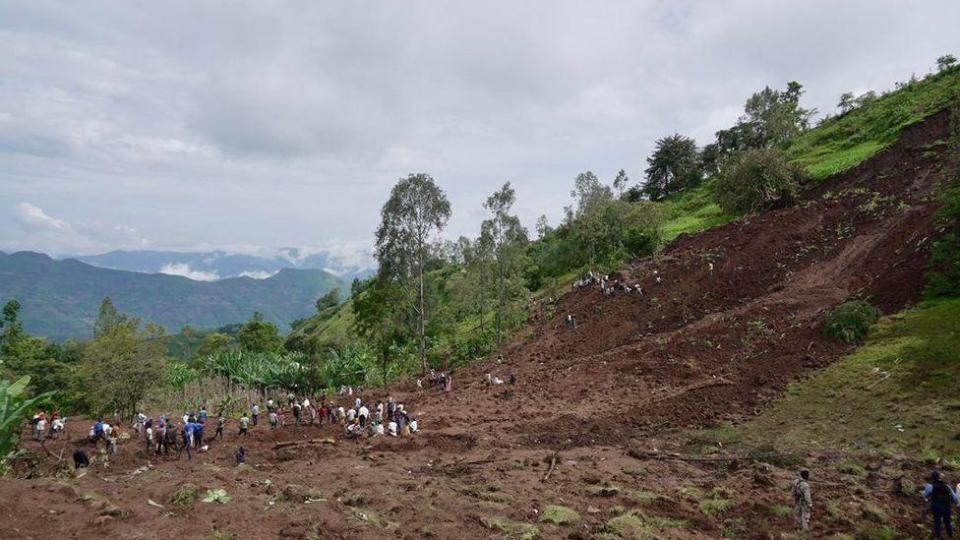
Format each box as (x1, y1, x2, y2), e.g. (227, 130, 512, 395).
(0, 376, 56, 462)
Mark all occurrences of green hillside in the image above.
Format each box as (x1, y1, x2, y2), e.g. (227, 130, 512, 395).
(736, 299, 960, 459)
(0, 251, 343, 340)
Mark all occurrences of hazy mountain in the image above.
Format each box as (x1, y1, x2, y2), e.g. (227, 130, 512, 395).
(0, 251, 344, 340)
(70, 248, 375, 283)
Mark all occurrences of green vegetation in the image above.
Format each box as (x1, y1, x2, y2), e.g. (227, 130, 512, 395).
(538, 505, 580, 526)
(479, 516, 539, 539)
(604, 511, 687, 537)
(660, 181, 732, 241)
(714, 148, 803, 215)
(170, 484, 198, 507)
(789, 65, 960, 180)
(640, 134, 703, 200)
(0, 375, 54, 469)
(740, 299, 960, 456)
(926, 106, 960, 299)
(824, 300, 881, 343)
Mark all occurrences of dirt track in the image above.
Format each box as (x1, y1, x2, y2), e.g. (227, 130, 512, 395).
(0, 111, 952, 538)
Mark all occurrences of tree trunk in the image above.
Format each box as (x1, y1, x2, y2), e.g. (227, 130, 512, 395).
(418, 244, 427, 375)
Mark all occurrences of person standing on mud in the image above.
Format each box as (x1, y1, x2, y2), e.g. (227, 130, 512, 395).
(925, 470, 958, 538)
(791, 469, 812, 531)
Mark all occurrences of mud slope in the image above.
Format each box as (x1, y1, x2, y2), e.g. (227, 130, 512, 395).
(416, 109, 952, 449)
(0, 111, 953, 540)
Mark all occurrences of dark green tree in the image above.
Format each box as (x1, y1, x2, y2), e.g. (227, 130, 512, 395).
(236, 312, 284, 353)
(316, 288, 341, 313)
(642, 134, 703, 200)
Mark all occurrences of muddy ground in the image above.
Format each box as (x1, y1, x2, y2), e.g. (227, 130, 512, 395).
(0, 111, 953, 539)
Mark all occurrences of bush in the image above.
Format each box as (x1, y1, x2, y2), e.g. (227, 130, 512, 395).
(825, 301, 881, 343)
(714, 148, 803, 215)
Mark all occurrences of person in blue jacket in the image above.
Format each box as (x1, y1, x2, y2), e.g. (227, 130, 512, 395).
(178, 422, 193, 461)
(925, 470, 959, 538)
(193, 421, 204, 448)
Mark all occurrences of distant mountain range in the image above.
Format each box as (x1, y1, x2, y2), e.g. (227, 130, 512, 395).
(69, 248, 375, 283)
(0, 251, 345, 340)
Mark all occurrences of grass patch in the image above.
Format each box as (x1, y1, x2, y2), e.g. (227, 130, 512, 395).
(605, 512, 687, 538)
(699, 497, 735, 516)
(769, 504, 792, 517)
(480, 516, 539, 539)
(740, 299, 960, 456)
(539, 505, 580, 526)
(686, 421, 740, 451)
(661, 181, 735, 241)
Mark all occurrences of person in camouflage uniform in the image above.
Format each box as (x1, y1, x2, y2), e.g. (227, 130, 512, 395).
(792, 469, 812, 531)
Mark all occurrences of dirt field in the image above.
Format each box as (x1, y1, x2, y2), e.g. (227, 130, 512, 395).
(0, 111, 952, 539)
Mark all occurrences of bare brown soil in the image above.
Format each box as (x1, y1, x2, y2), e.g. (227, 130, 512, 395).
(0, 111, 953, 539)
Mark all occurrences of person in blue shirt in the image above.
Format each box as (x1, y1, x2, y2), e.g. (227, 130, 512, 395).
(178, 422, 193, 461)
(193, 421, 204, 448)
(198, 406, 208, 424)
(924, 470, 959, 538)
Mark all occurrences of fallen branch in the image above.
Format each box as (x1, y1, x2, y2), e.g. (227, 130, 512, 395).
(541, 454, 558, 482)
(274, 438, 337, 450)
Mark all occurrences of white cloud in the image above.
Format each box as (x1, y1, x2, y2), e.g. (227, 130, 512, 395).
(14, 202, 71, 232)
(158, 262, 220, 281)
(1, 1, 958, 256)
(238, 270, 277, 280)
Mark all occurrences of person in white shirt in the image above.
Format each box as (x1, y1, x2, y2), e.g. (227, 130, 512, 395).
(35, 418, 47, 441)
(51, 418, 65, 438)
(354, 397, 362, 409)
(346, 408, 356, 423)
(388, 421, 398, 437)
(409, 419, 418, 433)
(358, 405, 369, 427)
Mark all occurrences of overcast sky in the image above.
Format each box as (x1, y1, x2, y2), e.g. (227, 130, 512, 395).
(1, 1, 957, 261)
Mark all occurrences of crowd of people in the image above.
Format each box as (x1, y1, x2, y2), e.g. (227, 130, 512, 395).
(71, 390, 423, 467)
(571, 270, 645, 297)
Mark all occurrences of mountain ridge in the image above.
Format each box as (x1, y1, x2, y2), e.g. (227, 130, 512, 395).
(0, 251, 344, 340)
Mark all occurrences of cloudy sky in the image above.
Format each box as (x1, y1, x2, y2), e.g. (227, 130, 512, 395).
(1, 1, 957, 260)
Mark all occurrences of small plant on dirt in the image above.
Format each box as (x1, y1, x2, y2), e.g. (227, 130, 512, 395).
(170, 484, 198, 507)
(539, 505, 580, 526)
(824, 301, 880, 343)
(201, 488, 231, 504)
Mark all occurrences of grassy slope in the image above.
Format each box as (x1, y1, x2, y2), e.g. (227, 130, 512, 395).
(789, 67, 960, 180)
(739, 299, 960, 458)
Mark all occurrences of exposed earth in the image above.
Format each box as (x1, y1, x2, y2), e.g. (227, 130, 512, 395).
(0, 111, 953, 539)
